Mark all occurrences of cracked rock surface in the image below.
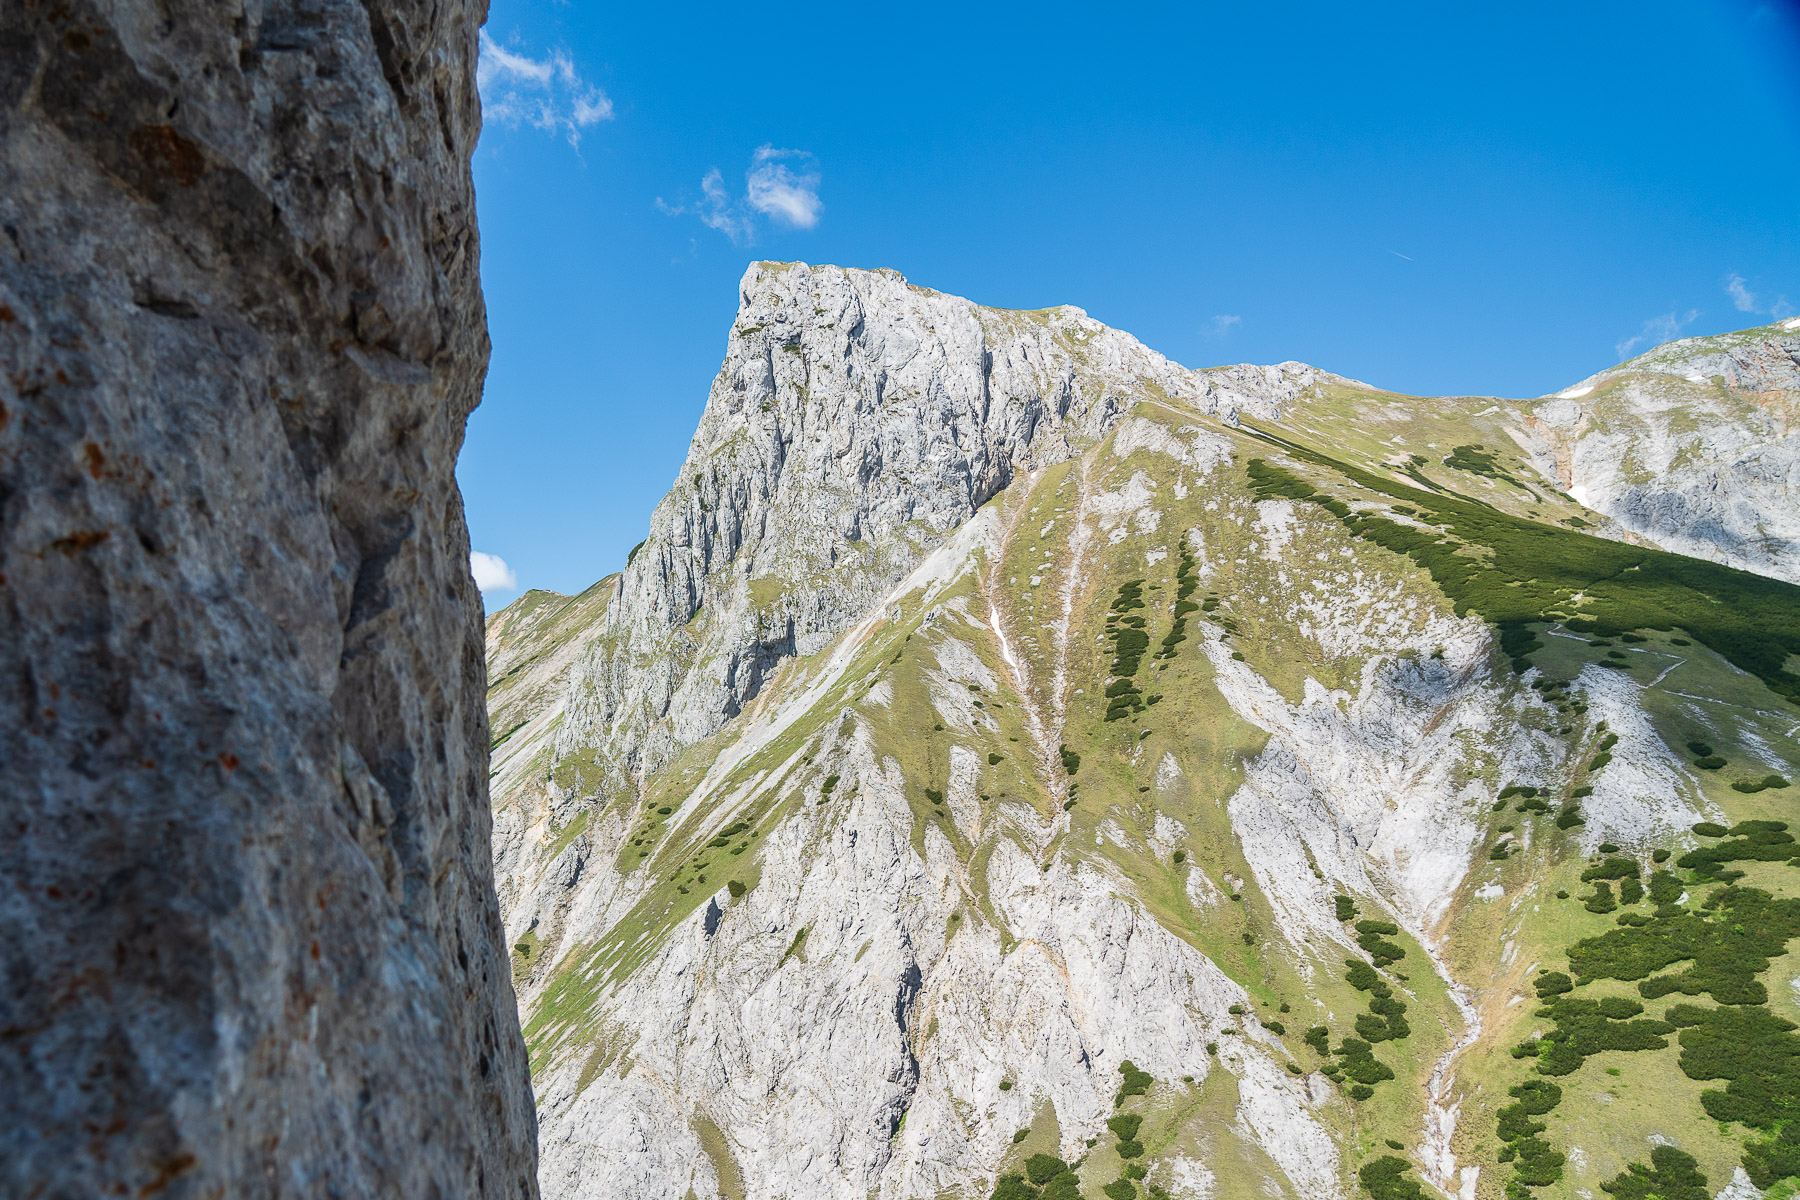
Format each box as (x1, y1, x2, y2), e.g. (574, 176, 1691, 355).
(1, 1, 536, 1196)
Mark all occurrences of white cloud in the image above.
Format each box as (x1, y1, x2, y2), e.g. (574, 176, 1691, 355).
(1615, 309, 1699, 360)
(1723, 272, 1792, 320)
(1204, 314, 1241, 339)
(1726, 273, 1758, 312)
(660, 146, 822, 245)
(746, 146, 822, 229)
(477, 30, 613, 149)
(470, 551, 518, 593)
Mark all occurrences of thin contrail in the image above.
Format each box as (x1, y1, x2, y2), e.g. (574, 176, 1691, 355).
(1387, 249, 1415, 261)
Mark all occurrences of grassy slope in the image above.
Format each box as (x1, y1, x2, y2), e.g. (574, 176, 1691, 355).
(492, 373, 1800, 1198)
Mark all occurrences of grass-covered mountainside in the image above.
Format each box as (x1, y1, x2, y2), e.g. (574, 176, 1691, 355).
(488, 265, 1800, 1200)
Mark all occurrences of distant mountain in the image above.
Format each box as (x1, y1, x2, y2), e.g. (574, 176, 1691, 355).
(488, 263, 1800, 1200)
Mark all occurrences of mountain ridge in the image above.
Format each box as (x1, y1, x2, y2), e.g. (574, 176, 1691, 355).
(489, 264, 1800, 1200)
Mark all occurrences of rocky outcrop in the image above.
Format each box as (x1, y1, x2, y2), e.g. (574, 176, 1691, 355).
(1518, 323, 1800, 583)
(491, 272, 1800, 1200)
(551, 263, 1327, 801)
(0, 2, 536, 1197)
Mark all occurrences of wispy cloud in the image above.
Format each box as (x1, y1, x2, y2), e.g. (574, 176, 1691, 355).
(470, 551, 518, 594)
(1723, 272, 1793, 320)
(659, 146, 822, 245)
(1726, 273, 1758, 312)
(1204, 314, 1242, 339)
(477, 30, 613, 149)
(1615, 309, 1699, 360)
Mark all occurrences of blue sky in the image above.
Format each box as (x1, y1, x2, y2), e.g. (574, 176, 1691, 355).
(459, 0, 1800, 603)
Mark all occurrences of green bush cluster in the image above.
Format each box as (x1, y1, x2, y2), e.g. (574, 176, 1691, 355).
(1320, 958, 1409, 1098)
(1107, 1113, 1144, 1161)
(1568, 884, 1800, 1006)
(1598, 1145, 1710, 1200)
(1732, 775, 1792, 793)
(1666, 1002, 1800, 1160)
(1443, 442, 1524, 486)
(1357, 1155, 1426, 1199)
(1676, 820, 1795, 879)
(706, 820, 752, 848)
(1491, 1077, 1564, 1196)
(992, 1152, 1086, 1200)
(1582, 881, 1618, 914)
(1156, 547, 1199, 659)
(1334, 894, 1358, 921)
(1353, 919, 1406, 967)
(1334, 1037, 1396, 1088)
(1582, 856, 1639, 882)
(1743, 1123, 1800, 1190)
(1105, 581, 1149, 721)
(1493, 816, 1800, 1195)
(1242, 443, 1800, 704)
(1523, 996, 1673, 1075)
(1114, 1060, 1152, 1106)
(1530, 676, 1585, 717)
(1060, 744, 1081, 775)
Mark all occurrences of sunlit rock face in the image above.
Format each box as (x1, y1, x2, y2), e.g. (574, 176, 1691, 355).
(1517, 326, 1800, 584)
(0, 1, 537, 1196)
(491, 268, 1800, 1200)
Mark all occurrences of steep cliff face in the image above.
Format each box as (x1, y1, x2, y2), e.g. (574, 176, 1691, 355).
(546, 263, 1333, 812)
(492, 270, 1800, 1200)
(0, 2, 536, 1197)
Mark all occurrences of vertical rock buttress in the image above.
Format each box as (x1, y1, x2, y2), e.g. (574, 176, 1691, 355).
(0, 1, 538, 1197)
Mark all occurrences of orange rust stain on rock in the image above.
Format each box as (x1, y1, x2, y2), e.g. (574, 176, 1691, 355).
(51, 530, 110, 554)
(128, 126, 206, 188)
(217, 751, 240, 771)
(82, 442, 105, 478)
(137, 1151, 197, 1196)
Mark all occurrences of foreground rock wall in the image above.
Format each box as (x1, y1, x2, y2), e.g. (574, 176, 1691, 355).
(0, 1, 537, 1196)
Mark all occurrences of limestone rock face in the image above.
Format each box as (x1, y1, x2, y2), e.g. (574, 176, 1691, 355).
(1519, 325, 1800, 583)
(552, 262, 1325, 799)
(491, 274, 1800, 1200)
(0, 1, 536, 1197)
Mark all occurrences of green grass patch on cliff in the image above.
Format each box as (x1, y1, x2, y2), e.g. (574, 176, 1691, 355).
(1240, 430, 1800, 703)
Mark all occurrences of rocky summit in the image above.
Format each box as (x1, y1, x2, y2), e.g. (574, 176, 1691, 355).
(490, 263, 1800, 1200)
